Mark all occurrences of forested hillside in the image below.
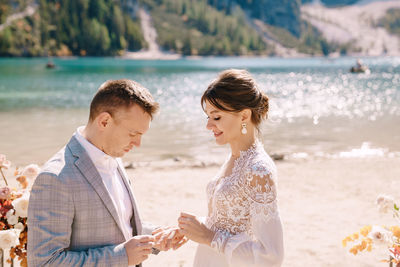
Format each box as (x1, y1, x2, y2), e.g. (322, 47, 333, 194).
(2, 0, 393, 57)
(379, 8, 400, 37)
(0, 0, 145, 56)
(141, 0, 269, 56)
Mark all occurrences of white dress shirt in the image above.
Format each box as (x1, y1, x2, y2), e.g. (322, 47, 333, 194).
(74, 126, 134, 241)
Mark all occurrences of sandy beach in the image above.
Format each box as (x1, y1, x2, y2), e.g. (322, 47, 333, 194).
(128, 156, 400, 267)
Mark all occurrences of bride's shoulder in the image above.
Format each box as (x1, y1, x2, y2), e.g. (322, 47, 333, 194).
(247, 143, 277, 178)
(241, 146, 278, 203)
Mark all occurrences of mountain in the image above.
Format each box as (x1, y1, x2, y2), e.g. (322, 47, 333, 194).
(301, 0, 400, 56)
(302, 0, 358, 6)
(0, 0, 399, 57)
(210, 0, 302, 37)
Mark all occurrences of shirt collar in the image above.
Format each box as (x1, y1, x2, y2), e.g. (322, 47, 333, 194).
(74, 126, 119, 172)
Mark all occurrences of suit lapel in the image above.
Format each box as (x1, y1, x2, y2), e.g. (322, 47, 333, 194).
(67, 136, 127, 240)
(116, 159, 142, 236)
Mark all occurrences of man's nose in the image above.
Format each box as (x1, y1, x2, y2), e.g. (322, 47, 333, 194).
(132, 136, 141, 147)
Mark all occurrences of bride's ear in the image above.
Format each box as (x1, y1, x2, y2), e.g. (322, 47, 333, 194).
(240, 109, 252, 122)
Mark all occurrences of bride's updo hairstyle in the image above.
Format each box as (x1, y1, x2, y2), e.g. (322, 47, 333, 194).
(201, 69, 269, 132)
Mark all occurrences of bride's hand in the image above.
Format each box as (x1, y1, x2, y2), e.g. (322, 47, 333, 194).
(152, 227, 188, 251)
(178, 212, 214, 246)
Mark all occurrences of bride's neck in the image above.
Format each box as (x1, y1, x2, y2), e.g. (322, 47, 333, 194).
(230, 134, 257, 158)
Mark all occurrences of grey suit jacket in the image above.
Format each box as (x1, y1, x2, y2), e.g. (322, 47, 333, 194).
(28, 136, 150, 266)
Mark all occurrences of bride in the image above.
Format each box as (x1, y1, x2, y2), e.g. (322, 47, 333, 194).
(178, 69, 284, 267)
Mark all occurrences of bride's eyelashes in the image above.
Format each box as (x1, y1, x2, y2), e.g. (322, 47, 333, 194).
(206, 116, 221, 121)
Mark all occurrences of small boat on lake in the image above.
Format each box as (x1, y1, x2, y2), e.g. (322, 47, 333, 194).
(350, 59, 370, 74)
(46, 60, 55, 69)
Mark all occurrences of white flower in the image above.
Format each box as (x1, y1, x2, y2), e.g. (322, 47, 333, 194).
(7, 215, 18, 225)
(376, 194, 395, 214)
(0, 154, 11, 169)
(14, 222, 24, 231)
(12, 193, 30, 218)
(21, 164, 40, 180)
(368, 226, 393, 246)
(0, 229, 21, 249)
(6, 209, 14, 219)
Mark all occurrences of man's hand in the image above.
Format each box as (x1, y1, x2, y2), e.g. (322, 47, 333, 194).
(152, 227, 188, 251)
(124, 235, 154, 266)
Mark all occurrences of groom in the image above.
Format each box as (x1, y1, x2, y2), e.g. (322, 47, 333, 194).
(28, 79, 184, 266)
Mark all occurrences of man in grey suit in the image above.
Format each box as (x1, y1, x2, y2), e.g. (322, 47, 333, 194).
(28, 79, 185, 266)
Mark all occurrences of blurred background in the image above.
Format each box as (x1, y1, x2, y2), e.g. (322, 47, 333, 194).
(1, 0, 400, 166)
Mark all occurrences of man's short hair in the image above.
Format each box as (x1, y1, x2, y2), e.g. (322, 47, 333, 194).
(89, 79, 159, 121)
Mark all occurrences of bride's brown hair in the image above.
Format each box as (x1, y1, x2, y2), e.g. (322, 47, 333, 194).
(201, 69, 269, 131)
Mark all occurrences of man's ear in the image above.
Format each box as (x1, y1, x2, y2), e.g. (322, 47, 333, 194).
(96, 112, 112, 130)
(240, 109, 252, 122)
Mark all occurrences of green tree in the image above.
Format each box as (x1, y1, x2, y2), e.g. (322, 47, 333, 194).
(83, 18, 111, 55)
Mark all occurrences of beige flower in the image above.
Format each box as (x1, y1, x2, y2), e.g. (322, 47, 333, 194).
(14, 222, 24, 231)
(376, 194, 395, 214)
(368, 226, 393, 246)
(21, 164, 40, 180)
(0, 187, 11, 200)
(0, 229, 21, 249)
(12, 193, 29, 218)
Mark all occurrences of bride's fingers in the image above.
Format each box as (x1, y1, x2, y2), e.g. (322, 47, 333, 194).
(180, 212, 196, 219)
(179, 226, 190, 235)
(178, 216, 194, 224)
(178, 220, 192, 229)
(173, 237, 188, 250)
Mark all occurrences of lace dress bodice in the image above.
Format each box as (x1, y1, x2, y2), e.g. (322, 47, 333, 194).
(206, 141, 278, 236)
(198, 141, 283, 267)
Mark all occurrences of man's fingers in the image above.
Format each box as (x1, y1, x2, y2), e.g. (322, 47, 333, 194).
(135, 235, 155, 242)
(152, 228, 163, 235)
(140, 248, 153, 255)
(136, 241, 154, 251)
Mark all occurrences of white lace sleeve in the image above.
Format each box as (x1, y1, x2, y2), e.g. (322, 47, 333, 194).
(219, 164, 284, 267)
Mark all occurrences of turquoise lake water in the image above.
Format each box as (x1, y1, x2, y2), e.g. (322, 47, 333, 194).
(0, 57, 399, 165)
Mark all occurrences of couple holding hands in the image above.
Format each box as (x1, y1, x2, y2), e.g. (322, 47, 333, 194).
(27, 69, 284, 267)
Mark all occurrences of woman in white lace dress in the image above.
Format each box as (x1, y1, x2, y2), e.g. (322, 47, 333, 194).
(178, 69, 284, 267)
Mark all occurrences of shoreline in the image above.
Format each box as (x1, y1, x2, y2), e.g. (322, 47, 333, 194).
(1, 53, 398, 61)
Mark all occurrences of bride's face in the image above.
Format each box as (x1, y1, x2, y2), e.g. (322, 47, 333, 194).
(204, 100, 242, 145)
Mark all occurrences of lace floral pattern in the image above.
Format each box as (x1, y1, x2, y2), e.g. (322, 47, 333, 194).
(206, 141, 279, 247)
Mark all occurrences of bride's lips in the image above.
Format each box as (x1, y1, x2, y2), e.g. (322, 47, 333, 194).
(213, 131, 222, 138)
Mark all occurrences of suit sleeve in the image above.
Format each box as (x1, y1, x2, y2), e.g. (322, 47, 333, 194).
(27, 172, 129, 267)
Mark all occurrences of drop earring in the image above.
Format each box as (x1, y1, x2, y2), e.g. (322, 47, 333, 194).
(241, 123, 247, 134)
